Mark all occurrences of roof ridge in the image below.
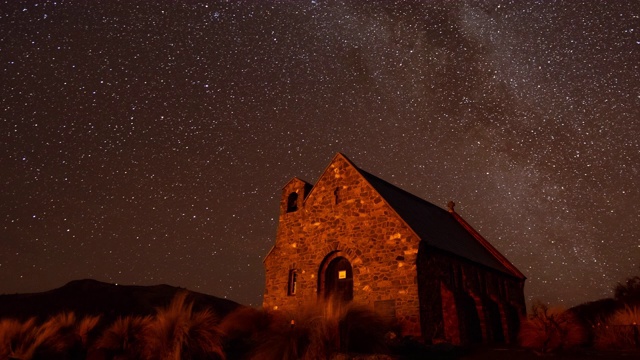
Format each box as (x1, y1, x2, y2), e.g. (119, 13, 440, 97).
(356, 168, 441, 209)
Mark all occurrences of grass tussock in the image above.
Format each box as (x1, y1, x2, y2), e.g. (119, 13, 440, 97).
(94, 315, 152, 359)
(593, 305, 640, 350)
(219, 306, 274, 359)
(518, 301, 587, 353)
(2, 296, 395, 360)
(0, 313, 102, 360)
(1, 292, 227, 360)
(237, 298, 396, 360)
(40, 312, 102, 358)
(0, 317, 41, 360)
(144, 291, 225, 360)
(77, 315, 102, 347)
(610, 305, 640, 325)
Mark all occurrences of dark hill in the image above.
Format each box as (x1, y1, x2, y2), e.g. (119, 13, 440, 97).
(569, 297, 621, 325)
(0, 279, 242, 322)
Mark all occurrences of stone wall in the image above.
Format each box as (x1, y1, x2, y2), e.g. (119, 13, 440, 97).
(417, 245, 526, 344)
(263, 154, 422, 336)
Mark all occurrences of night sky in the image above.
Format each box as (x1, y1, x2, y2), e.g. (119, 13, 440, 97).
(1, 0, 638, 308)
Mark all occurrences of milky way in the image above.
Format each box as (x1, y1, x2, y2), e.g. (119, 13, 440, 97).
(1, 0, 638, 307)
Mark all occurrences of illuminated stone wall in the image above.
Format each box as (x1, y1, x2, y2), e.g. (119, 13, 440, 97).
(263, 154, 422, 335)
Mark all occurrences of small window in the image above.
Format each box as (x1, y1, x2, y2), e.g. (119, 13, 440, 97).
(334, 187, 341, 204)
(287, 269, 297, 296)
(286, 192, 298, 213)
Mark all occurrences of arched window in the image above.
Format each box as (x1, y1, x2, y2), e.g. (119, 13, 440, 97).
(287, 269, 297, 296)
(286, 192, 298, 213)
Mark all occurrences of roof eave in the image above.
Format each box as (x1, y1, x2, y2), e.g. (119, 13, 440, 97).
(449, 210, 526, 280)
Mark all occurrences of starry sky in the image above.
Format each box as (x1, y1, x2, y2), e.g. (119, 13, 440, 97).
(1, 0, 638, 308)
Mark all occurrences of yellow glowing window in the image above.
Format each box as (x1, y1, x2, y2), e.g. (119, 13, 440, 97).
(338, 270, 347, 279)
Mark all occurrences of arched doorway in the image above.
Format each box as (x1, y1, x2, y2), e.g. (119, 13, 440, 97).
(320, 256, 353, 302)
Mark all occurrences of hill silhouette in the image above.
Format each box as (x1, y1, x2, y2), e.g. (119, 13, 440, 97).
(0, 279, 241, 322)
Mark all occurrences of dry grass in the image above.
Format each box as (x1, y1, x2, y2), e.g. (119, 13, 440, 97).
(0, 317, 40, 360)
(2, 295, 394, 359)
(245, 299, 395, 360)
(0, 312, 101, 360)
(39, 311, 78, 353)
(518, 301, 587, 353)
(1, 292, 225, 360)
(94, 315, 152, 359)
(593, 306, 640, 350)
(77, 315, 102, 346)
(241, 305, 316, 359)
(144, 291, 225, 360)
(305, 299, 393, 356)
(219, 306, 272, 341)
(40, 312, 102, 358)
(609, 305, 640, 325)
(219, 306, 274, 359)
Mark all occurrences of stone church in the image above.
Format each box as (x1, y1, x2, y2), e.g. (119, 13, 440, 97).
(263, 153, 526, 344)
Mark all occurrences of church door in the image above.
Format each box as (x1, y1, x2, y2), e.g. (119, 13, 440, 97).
(323, 257, 353, 302)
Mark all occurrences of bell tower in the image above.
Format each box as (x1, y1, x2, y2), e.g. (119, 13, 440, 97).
(280, 177, 312, 215)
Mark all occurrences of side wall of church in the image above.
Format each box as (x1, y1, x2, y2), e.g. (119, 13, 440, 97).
(417, 246, 526, 344)
(263, 155, 422, 336)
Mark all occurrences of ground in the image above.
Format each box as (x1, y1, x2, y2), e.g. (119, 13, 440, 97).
(333, 347, 640, 360)
(460, 347, 640, 360)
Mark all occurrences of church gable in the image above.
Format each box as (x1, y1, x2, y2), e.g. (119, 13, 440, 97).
(304, 153, 396, 215)
(301, 154, 420, 251)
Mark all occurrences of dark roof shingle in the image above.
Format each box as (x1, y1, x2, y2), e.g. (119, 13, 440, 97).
(357, 167, 524, 279)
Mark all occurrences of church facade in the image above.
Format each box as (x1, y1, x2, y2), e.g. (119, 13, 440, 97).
(263, 153, 526, 344)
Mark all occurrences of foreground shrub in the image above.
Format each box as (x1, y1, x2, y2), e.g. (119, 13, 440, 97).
(37, 312, 102, 359)
(144, 291, 225, 360)
(246, 299, 395, 360)
(93, 315, 152, 360)
(309, 299, 393, 355)
(0, 312, 102, 360)
(249, 309, 312, 360)
(518, 301, 586, 352)
(77, 315, 102, 350)
(219, 307, 274, 359)
(593, 306, 640, 349)
(0, 317, 42, 360)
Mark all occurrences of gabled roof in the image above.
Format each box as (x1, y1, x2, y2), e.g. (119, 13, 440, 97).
(336, 154, 525, 280)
